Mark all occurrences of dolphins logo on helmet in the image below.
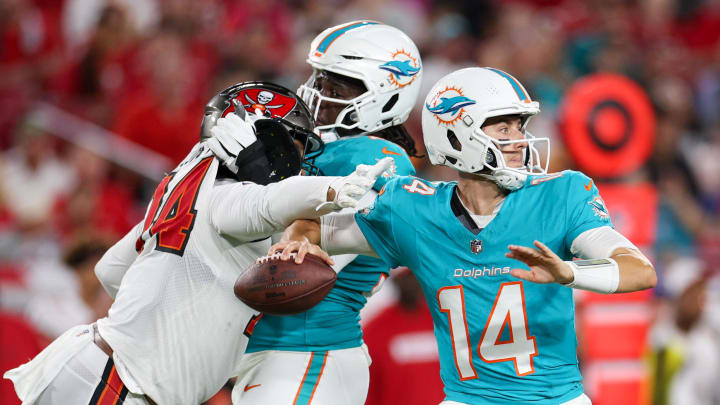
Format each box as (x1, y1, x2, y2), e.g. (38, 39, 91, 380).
(425, 86, 476, 125)
(379, 49, 420, 88)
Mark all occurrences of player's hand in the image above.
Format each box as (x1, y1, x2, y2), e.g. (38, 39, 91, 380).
(269, 237, 334, 266)
(317, 157, 394, 212)
(205, 112, 258, 173)
(506, 241, 574, 284)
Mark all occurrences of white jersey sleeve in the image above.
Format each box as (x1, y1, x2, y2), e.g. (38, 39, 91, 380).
(570, 225, 638, 259)
(208, 176, 338, 242)
(95, 222, 143, 298)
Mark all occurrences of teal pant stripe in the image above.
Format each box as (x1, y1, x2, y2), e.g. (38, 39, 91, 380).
(295, 351, 328, 405)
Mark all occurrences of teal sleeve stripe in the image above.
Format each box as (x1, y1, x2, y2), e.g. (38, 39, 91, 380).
(293, 351, 329, 405)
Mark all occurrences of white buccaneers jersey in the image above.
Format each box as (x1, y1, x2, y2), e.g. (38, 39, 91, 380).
(95, 146, 337, 405)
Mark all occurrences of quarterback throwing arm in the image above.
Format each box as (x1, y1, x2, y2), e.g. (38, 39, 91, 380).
(281, 173, 654, 293)
(275, 173, 655, 404)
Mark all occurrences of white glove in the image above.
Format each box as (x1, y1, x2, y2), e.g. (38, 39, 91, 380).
(205, 112, 258, 173)
(316, 157, 394, 213)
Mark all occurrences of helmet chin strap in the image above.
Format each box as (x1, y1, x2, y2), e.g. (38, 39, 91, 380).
(470, 144, 528, 191)
(473, 169, 527, 191)
(491, 169, 527, 191)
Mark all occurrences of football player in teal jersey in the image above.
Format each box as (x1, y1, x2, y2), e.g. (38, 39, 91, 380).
(232, 21, 422, 405)
(272, 67, 657, 405)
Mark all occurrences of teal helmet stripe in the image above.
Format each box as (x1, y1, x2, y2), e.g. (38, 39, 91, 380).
(316, 21, 379, 55)
(487, 68, 530, 101)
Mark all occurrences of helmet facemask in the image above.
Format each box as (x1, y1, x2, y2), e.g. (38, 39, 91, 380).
(280, 118, 324, 176)
(298, 69, 374, 140)
(471, 116, 550, 190)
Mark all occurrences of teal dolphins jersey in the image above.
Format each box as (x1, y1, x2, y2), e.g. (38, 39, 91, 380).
(247, 136, 415, 352)
(354, 171, 612, 404)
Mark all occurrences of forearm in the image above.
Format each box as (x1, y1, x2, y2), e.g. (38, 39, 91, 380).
(280, 218, 359, 272)
(212, 158, 391, 240)
(566, 226, 656, 294)
(211, 176, 338, 240)
(263, 176, 339, 224)
(612, 247, 657, 293)
(277, 213, 376, 257)
(280, 219, 321, 244)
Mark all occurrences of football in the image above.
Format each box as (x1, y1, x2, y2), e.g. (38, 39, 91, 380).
(234, 253, 337, 315)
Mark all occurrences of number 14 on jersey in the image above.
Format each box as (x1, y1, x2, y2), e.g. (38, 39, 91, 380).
(438, 282, 538, 379)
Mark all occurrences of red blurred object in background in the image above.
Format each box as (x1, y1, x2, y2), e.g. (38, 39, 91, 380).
(364, 302, 444, 405)
(0, 313, 45, 405)
(363, 269, 444, 405)
(560, 74, 655, 179)
(596, 182, 658, 247)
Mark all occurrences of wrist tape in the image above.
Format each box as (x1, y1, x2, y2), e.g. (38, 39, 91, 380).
(562, 258, 620, 294)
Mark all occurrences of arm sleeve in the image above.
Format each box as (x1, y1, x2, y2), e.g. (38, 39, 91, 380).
(320, 211, 377, 257)
(564, 172, 614, 248)
(323, 189, 379, 271)
(570, 226, 638, 259)
(95, 222, 143, 298)
(209, 176, 338, 242)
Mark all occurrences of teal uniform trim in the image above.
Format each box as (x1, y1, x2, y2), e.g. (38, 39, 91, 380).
(293, 351, 329, 405)
(487, 67, 530, 101)
(315, 21, 379, 55)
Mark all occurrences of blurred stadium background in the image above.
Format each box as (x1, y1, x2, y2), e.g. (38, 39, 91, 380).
(1, 0, 719, 404)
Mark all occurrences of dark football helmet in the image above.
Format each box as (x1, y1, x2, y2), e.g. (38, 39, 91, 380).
(200, 81, 324, 184)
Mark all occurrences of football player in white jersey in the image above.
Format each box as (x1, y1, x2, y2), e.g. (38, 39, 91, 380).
(232, 22, 423, 405)
(3, 82, 393, 405)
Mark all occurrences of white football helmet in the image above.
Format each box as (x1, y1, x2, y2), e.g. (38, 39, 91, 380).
(422, 67, 550, 190)
(297, 21, 422, 140)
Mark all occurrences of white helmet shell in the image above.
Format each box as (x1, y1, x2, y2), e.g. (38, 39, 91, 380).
(422, 67, 550, 190)
(298, 21, 422, 137)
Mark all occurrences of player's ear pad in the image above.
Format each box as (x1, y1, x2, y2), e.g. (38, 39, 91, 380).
(234, 120, 304, 185)
(485, 147, 498, 167)
(233, 141, 274, 185)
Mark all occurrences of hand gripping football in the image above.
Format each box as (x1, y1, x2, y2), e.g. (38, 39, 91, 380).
(234, 253, 337, 315)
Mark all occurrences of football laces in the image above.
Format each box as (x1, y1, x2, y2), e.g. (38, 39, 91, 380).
(256, 252, 297, 264)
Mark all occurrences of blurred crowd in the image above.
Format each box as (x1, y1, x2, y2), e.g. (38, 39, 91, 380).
(1, 0, 719, 404)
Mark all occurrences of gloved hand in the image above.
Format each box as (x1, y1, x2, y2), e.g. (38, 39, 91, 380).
(316, 157, 394, 213)
(205, 112, 258, 173)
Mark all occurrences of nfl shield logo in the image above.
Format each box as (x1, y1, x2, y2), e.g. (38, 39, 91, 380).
(470, 239, 482, 254)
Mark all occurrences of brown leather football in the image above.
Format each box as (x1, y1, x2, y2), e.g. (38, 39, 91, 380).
(234, 253, 337, 315)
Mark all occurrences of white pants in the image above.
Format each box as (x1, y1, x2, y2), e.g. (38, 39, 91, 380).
(232, 345, 371, 405)
(440, 392, 592, 405)
(5, 324, 147, 405)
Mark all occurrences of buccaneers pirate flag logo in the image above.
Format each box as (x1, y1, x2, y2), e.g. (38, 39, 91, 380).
(224, 88, 298, 119)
